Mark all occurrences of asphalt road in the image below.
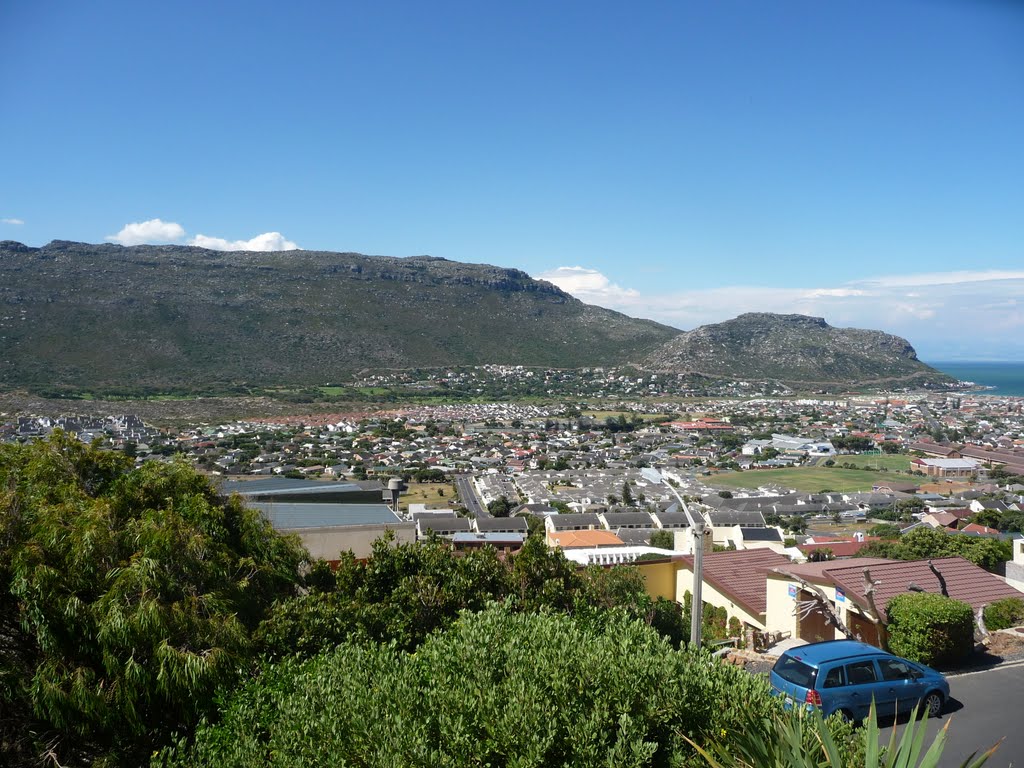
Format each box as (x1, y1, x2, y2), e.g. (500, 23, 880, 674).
(454, 474, 489, 518)
(877, 661, 1024, 768)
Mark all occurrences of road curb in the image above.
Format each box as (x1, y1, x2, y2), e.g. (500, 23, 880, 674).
(945, 657, 1024, 678)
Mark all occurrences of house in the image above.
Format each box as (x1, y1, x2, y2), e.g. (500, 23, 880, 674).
(544, 513, 602, 533)
(920, 511, 961, 530)
(797, 537, 878, 560)
(475, 516, 529, 535)
(764, 557, 1024, 648)
(547, 529, 624, 549)
(674, 549, 794, 632)
(417, 515, 473, 538)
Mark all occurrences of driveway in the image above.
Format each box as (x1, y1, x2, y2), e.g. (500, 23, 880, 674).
(877, 661, 1024, 768)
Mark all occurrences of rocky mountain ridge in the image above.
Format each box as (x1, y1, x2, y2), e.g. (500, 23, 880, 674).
(0, 240, 678, 392)
(644, 312, 953, 388)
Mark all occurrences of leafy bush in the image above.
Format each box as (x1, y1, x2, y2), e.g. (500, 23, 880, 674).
(886, 592, 974, 667)
(984, 597, 1024, 631)
(161, 605, 786, 768)
(0, 434, 307, 767)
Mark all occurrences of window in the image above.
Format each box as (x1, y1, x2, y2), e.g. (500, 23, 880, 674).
(774, 656, 817, 689)
(822, 666, 846, 688)
(879, 658, 915, 681)
(846, 660, 878, 685)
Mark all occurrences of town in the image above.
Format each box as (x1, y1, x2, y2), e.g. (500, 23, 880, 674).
(5, 374, 1024, 654)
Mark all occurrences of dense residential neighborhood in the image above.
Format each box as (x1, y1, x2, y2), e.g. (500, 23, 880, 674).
(5, 382, 1024, 655)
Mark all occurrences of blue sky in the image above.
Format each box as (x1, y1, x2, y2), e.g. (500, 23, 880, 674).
(2, 0, 1022, 360)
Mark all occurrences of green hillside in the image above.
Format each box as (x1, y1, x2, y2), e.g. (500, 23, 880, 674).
(0, 240, 680, 392)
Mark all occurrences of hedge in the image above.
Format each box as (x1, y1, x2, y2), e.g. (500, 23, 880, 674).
(984, 597, 1024, 631)
(886, 592, 974, 667)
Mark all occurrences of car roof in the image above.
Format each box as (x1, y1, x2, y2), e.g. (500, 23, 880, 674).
(781, 640, 884, 666)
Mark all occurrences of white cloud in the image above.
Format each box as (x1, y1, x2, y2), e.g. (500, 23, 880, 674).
(188, 231, 298, 251)
(1, 217, 24, 225)
(106, 218, 186, 245)
(105, 219, 298, 251)
(536, 266, 640, 303)
(534, 265, 1024, 359)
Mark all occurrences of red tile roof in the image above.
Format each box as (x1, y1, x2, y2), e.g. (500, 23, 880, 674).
(959, 523, 1000, 536)
(820, 557, 1023, 619)
(797, 539, 878, 558)
(679, 549, 792, 619)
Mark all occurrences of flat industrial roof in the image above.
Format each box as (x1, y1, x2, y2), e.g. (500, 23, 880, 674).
(221, 477, 368, 496)
(248, 501, 403, 529)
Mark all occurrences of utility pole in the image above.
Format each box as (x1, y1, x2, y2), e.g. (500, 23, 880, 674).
(641, 468, 711, 648)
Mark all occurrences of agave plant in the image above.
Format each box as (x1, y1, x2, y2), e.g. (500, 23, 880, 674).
(686, 701, 1000, 768)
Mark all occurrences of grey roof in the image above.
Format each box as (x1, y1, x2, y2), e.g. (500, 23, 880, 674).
(451, 532, 526, 546)
(475, 516, 529, 533)
(419, 517, 473, 535)
(741, 527, 783, 542)
(615, 528, 662, 545)
(249, 502, 402, 529)
(708, 509, 766, 527)
(221, 477, 372, 500)
(601, 512, 656, 528)
(547, 513, 603, 530)
(410, 509, 457, 521)
(654, 511, 691, 528)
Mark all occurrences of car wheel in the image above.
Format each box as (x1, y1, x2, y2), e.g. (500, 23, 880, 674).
(836, 708, 856, 725)
(922, 692, 944, 718)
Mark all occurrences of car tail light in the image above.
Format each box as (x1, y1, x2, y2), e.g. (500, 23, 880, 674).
(805, 689, 822, 706)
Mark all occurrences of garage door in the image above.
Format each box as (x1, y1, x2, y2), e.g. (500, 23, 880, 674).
(797, 590, 832, 643)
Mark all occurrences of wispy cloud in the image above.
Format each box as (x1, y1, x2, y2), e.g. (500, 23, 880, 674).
(856, 269, 1024, 288)
(1, 217, 25, 225)
(535, 265, 1024, 359)
(106, 218, 186, 245)
(106, 218, 298, 251)
(188, 231, 298, 251)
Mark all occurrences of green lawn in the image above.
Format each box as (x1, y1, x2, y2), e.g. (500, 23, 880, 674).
(829, 454, 912, 472)
(711, 466, 908, 493)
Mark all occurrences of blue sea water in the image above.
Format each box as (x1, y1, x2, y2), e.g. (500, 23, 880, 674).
(927, 361, 1024, 397)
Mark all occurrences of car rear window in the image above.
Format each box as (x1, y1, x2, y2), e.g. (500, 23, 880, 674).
(774, 655, 817, 689)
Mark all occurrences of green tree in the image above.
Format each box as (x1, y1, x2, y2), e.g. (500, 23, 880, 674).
(622, 481, 636, 507)
(0, 434, 306, 767)
(487, 495, 513, 517)
(867, 523, 902, 539)
(649, 529, 675, 549)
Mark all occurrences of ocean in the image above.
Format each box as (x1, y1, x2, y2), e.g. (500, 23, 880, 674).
(927, 361, 1024, 397)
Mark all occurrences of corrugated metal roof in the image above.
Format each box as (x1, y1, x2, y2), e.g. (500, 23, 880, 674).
(248, 501, 402, 529)
(221, 477, 365, 496)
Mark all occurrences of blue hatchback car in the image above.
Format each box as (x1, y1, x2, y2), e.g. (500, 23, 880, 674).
(769, 640, 950, 722)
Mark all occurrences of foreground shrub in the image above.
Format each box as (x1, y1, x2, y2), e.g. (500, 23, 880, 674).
(690, 700, 998, 768)
(886, 592, 974, 667)
(0, 435, 307, 767)
(983, 597, 1024, 631)
(159, 604, 786, 768)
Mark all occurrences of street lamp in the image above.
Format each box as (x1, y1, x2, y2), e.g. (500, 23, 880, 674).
(640, 467, 711, 648)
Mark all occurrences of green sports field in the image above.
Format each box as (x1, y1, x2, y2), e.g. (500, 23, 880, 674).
(710, 466, 910, 493)
(826, 454, 912, 472)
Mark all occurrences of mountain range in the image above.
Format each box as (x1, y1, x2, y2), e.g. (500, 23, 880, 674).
(0, 240, 954, 393)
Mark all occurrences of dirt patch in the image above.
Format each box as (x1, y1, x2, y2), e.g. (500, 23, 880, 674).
(982, 630, 1024, 661)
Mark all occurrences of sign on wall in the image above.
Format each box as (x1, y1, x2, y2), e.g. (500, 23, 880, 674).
(788, 584, 797, 599)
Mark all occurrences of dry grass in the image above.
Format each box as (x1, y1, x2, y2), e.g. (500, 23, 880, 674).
(400, 480, 453, 510)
